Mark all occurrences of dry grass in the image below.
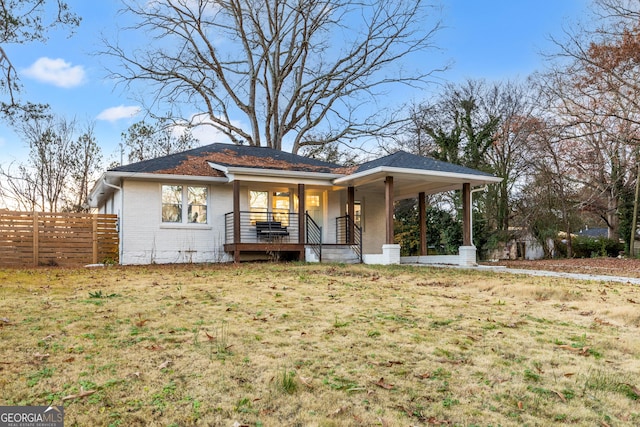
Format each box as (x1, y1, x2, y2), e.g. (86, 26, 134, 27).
(1, 263, 640, 426)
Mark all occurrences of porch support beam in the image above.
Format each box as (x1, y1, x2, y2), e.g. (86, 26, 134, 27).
(385, 176, 394, 245)
(419, 191, 427, 256)
(298, 184, 305, 247)
(462, 182, 471, 246)
(347, 186, 355, 245)
(233, 180, 241, 263)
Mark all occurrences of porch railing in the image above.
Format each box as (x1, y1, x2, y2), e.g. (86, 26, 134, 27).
(335, 214, 363, 263)
(305, 211, 322, 262)
(224, 211, 299, 244)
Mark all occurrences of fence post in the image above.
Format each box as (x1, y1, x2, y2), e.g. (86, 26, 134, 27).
(92, 214, 98, 264)
(32, 211, 39, 267)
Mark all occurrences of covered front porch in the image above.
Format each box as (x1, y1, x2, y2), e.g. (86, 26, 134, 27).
(222, 180, 364, 263)
(222, 151, 501, 266)
(332, 151, 503, 266)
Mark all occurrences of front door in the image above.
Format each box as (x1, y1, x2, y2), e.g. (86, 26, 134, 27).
(305, 192, 324, 230)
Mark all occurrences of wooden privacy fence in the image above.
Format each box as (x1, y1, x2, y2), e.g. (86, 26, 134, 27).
(0, 211, 119, 267)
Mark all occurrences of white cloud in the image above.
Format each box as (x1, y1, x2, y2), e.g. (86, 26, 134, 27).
(189, 113, 242, 144)
(96, 105, 141, 122)
(23, 57, 86, 88)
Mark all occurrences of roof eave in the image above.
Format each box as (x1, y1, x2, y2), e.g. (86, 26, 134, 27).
(212, 163, 344, 181)
(88, 171, 229, 208)
(104, 170, 229, 183)
(332, 166, 502, 186)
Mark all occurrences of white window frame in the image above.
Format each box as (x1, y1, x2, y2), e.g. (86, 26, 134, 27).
(161, 184, 209, 226)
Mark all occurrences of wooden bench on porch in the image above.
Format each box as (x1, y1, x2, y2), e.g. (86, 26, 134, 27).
(255, 221, 289, 241)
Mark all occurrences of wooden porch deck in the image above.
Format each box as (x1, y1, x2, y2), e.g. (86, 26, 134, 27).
(224, 243, 305, 262)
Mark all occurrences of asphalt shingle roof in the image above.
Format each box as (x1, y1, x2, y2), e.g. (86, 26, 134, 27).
(109, 143, 346, 175)
(354, 150, 495, 177)
(576, 227, 609, 238)
(109, 144, 495, 179)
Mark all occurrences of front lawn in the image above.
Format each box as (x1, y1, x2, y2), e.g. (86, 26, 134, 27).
(0, 263, 639, 426)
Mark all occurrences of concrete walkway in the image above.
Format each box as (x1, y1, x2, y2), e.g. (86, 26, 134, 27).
(418, 263, 640, 285)
(480, 264, 640, 285)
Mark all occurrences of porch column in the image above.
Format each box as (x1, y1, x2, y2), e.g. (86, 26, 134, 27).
(385, 176, 394, 244)
(419, 191, 427, 256)
(347, 186, 355, 245)
(233, 180, 241, 263)
(298, 184, 305, 245)
(462, 183, 471, 246)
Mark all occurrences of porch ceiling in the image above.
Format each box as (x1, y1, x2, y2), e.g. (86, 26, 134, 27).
(333, 167, 502, 200)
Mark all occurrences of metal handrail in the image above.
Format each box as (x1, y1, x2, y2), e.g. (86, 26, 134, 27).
(305, 211, 322, 262)
(224, 211, 299, 244)
(335, 214, 362, 263)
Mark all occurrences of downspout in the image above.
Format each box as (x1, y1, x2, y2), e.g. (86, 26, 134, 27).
(469, 186, 487, 247)
(103, 178, 124, 264)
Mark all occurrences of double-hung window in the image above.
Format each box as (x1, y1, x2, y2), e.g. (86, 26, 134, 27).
(249, 190, 292, 225)
(249, 190, 268, 224)
(162, 185, 208, 224)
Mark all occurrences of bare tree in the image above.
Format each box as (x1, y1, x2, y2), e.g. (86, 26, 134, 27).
(0, 116, 102, 212)
(0, 0, 80, 119)
(399, 79, 535, 232)
(121, 120, 199, 164)
(70, 123, 102, 211)
(520, 115, 583, 258)
(401, 80, 502, 170)
(103, 0, 444, 153)
(538, 0, 640, 242)
(299, 139, 359, 165)
(483, 80, 537, 232)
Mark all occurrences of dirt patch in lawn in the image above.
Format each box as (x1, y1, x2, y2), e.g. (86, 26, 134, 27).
(487, 258, 640, 278)
(1, 263, 639, 426)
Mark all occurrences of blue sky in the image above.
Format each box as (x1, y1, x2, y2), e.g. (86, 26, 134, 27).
(0, 0, 590, 167)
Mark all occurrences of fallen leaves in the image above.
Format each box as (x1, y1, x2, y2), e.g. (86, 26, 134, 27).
(135, 318, 149, 327)
(299, 376, 313, 388)
(145, 344, 164, 351)
(394, 405, 450, 425)
(557, 344, 592, 356)
(494, 258, 640, 278)
(594, 317, 616, 327)
(373, 378, 394, 390)
(375, 360, 403, 367)
(62, 389, 96, 402)
(552, 389, 566, 402)
(415, 372, 432, 380)
(424, 417, 451, 425)
(329, 406, 350, 417)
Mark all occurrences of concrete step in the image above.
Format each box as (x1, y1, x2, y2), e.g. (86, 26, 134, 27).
(320, 245, 360, 263)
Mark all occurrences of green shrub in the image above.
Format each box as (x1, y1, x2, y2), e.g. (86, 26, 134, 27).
(568, 236, 624, 258)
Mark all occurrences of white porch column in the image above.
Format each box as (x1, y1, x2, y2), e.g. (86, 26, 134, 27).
(459, 245, 477, 266)
(382, 244, 401, 264)
(363, 243, 400, 265)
